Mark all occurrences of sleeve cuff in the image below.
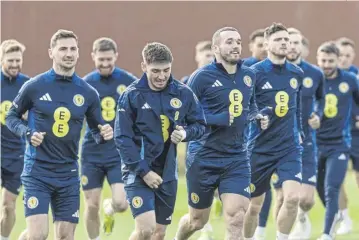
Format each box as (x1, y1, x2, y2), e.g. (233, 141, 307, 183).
(138, 160, 151, 178)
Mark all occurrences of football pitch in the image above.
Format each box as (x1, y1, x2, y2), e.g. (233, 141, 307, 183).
(9, 170, 359, 240)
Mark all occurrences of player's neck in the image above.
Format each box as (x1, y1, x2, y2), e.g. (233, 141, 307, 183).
(217, 60, 237, 74)
(52, 64, 75, 77)
(289, 57, 302, 65)
(267, 53, 286, 65)
(326, 69, 339, 79)
(252, 54, 260, 61)
(1, 67, 16, 79)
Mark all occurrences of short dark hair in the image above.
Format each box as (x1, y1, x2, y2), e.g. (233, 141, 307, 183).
(287, 27, 301, 35)
(195, 41, 212, 53)
(302, 36, 309, 47)
(336, 37, 355, 49)
(317, 41, 340, 56)
(249, 29, 265, 42)
(142, 42, 173, 64)
(212, 27, 239, 45)
(264, 22, 288, 39)
(50, 29, 78, 48)
(93, 37, 117, 53)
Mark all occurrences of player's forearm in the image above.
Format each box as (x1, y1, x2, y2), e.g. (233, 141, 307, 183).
(315, 98, 325, 119)
(205, 112, 230, 126)
(183, 122, 206, 141)
(5, 107, 29, 137)
(247, 95, 259, 121)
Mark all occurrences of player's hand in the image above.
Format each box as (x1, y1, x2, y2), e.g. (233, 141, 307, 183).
(229, 112, 234, 126)
(308, 113, 320, 129)
(98, 124, 113, 140)
(21, 111, 28, 121)
(143, 171, 163, 189)
(256, 114, 269, 130)
(31, 132, 46, 147)
(171, 126, 186, 144)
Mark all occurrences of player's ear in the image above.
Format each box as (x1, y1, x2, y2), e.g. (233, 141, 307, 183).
(141, 62, 146, 73)
(249, 42, 253, 52)
(263, 40, 269, 51)
(115, 52, 119, 61)
(91, 52, 95, 61)
(48, 48, 53, 60)
(195, 53, 200, 64)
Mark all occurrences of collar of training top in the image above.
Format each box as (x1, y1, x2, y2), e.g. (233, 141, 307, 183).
(212, 58, 243, 73)
(1, 70, 18, 82)
(264, 58, 289, 70)
(136, 73, 178, 95)
(49, 68, 75, 81)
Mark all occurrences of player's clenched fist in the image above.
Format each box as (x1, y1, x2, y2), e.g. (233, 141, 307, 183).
(31, 132, 46, 147)
(143, 171, 163, 189)
(98, 124, 113, 140)
(171, 125, 186, 144)
(308, 112, 320, 129)
(256, 114, 269, 130)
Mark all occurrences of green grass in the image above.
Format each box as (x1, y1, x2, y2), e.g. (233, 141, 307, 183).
(8, 170, 359, 240)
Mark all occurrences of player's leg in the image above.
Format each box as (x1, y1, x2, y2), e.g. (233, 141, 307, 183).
(151, 180, 177, 240)
(320, 151, 349, 239)
(221, 193, 249, 240)
(217, 160, 251, 239)
(337, 155, 359, 235)
(126, 182, 157, 240)
(83, 189, 102, 240)
(243, 194, 266, 239)
(26, 215, 49, 240)
(271, 173, 283, 221)
(81, 162, 105, 239)
(273, 185, 284, 220)
(176, 207, 211, 240)
(244, 152, 275, 239)
(22, 175, 52, 239)
(254, 189, 272, 240)
(1, 167, 21, 239)
(316, 150, 326, 207)
(276, 151, 302, 239)
(129, 212, 156, 240)
(51, 176, 80, 240)
(54, 222, 76, 240)
(109, 184, 128, 213)
(103, 162, 128, 235)
(175, 159, 217, 240)
(289, 144, 317, 240)
(0, 189, 17, 239)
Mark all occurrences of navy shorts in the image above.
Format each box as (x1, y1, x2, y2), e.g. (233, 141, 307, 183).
(81, 161, 123, 190)
(186, 159, 251, 209)
(251, 149, 302, 197)
(22, 175, 80, 223)
(350, 136, 359, 171)
(1, 160, 23, 195)
(125, 179, 177, 225)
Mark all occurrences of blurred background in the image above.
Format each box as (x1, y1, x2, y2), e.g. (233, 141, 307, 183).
(2, 1, 359, 79)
